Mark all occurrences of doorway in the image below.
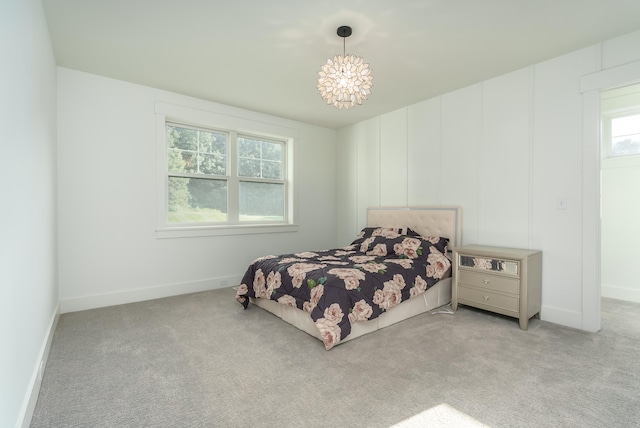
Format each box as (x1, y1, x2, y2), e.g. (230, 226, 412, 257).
(600, 83, 640, 304)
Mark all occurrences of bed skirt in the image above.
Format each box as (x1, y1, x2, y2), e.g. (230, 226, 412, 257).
(249, 277, 452, 346)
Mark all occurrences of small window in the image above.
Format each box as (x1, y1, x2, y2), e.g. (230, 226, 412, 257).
(604, 112, 640, 157)
(610, 114, 640, 156)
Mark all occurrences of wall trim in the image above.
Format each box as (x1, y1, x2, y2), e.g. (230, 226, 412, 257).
(20, 303, 60, 428)
(540, 304, 583, 330)
(601, 284, 640, 304)
(581, 90, 602, 333)
(580, 59, 640, 93)
(60, 276, 242, 313)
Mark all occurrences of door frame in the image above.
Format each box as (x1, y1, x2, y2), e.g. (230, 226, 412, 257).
(580, 59, 640, 332)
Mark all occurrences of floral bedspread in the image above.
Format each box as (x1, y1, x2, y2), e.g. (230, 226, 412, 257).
(235, 227, 451, 350)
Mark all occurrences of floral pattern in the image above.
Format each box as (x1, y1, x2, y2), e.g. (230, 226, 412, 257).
(236, 231, 451, 350)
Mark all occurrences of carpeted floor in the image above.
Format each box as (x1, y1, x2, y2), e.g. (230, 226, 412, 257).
(31, 287, 640, 427)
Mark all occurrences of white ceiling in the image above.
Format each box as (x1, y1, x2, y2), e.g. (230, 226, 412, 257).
(42, 0, 640, 129)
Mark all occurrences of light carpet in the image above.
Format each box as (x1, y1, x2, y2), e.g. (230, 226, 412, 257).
(31, 287, 640, 427)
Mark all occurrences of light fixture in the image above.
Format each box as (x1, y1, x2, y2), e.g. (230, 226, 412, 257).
(317, 26, 373, 109)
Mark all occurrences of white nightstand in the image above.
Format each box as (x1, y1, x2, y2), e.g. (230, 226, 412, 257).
(452, 245, 542, 330)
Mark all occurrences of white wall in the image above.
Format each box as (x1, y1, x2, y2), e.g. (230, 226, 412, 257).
(0, 1, 59, 427)
(57, 68, 337, 312)
(336, 30, 640, 331)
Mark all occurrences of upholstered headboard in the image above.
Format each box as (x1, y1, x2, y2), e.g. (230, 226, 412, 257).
(367, 206, 462, 249)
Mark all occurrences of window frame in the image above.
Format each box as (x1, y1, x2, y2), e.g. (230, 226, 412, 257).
(155, 102, 297, 238)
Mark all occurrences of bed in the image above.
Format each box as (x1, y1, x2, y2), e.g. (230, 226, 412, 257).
(235, 206, 462, 350)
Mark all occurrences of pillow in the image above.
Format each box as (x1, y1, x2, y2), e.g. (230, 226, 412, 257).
(361, 235, 445, 260)
(405, 228, 450, 254)
(351, 227, 403, 245)
(352, 227, 450, 255)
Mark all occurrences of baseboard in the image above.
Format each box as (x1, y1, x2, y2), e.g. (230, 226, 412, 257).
(20, 302, 60, 428)
(601, 284, 640, 303)
(59, 275, 242, 313)
(540, 304, 583, 330)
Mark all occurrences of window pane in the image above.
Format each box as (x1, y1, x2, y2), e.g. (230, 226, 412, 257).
(199, 153, 226, 175)
(167, 124, 227, 175)
(168, 177, 227, 223)
(610, 114, 640, 156)
(262, 141, 282, 161)
(239, 181, 284, 221)
(611, 134, 640, 156)
(168, 125, 198, 151)
(238, 158, 261, 178)
(198, 130, 227, 154)
(262, 160, 282, 179)
(238, 138, 260, 159)
(168, 148, 196, 173)
(612, 114, 640, 137)
(238, 136, 284, 179)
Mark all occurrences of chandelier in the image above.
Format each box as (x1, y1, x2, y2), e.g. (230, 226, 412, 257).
(317, 26, 373, 109)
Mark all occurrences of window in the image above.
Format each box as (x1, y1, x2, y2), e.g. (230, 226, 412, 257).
(603, 111, 640, 157)
(156, 102, 297, 238)
(237, 136, 286, 222)
(167, 123, 229, 223)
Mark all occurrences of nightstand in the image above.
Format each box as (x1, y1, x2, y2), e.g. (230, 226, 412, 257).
(452, 245, 542, 330)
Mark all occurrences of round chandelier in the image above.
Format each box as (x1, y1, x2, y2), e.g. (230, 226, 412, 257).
(317, 26, 373, 110)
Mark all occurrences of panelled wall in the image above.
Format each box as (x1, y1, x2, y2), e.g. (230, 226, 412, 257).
(337, 29, 640, 330)
(339, 70, 534, 248)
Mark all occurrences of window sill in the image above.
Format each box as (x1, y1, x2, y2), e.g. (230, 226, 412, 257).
(156, 223, 298, 239)
(601, 155, 640, 169)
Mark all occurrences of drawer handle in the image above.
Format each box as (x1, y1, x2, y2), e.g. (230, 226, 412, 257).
(483, 279, 490, 285)
(483, 295, 490, 301)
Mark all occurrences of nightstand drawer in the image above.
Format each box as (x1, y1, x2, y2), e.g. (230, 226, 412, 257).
(458, 254, 519, 275)
(458, 270, 519, 294)
(458, 286, 519, 313)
